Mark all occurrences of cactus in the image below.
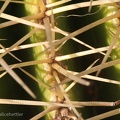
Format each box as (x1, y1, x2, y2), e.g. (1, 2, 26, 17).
(0, 0, 120, 120)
